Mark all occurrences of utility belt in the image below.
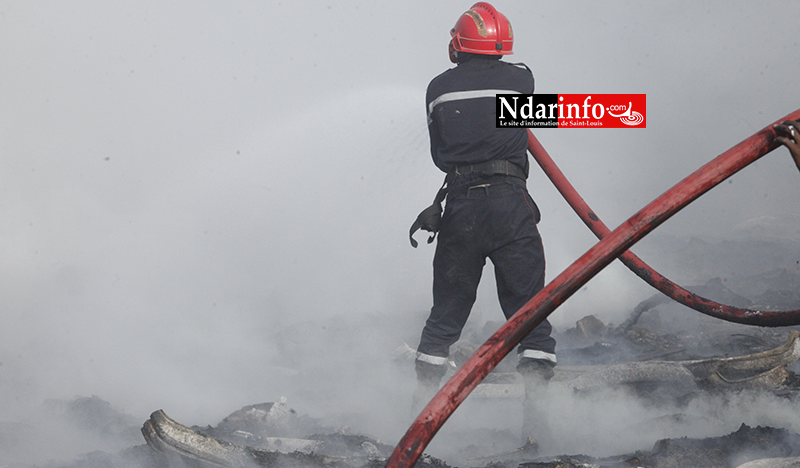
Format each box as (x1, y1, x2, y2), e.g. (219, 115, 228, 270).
(409, 160, 526, 247)
(448, 159, 526, 184)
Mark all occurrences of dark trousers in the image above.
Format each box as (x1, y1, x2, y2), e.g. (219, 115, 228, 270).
(417, 180, 556, 361)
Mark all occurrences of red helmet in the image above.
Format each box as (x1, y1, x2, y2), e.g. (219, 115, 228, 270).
(450, 2, 514, 56)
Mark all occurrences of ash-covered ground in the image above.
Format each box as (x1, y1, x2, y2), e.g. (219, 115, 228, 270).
(4, 235, 800, 468)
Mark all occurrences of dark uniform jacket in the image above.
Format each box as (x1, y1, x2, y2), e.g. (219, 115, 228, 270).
(425, 55, 534, 177)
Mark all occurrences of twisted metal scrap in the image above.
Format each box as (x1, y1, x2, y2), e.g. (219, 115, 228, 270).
(385, 108, 800, 468)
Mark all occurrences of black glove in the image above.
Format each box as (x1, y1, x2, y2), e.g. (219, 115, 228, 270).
(409, 177, 449, 248)
(409, 202, 443, 248)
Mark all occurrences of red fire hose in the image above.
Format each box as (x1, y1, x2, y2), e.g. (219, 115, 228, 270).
(385, 109, 800, 468)
(527, 127, 800, 326)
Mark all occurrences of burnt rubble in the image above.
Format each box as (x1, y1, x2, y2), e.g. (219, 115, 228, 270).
(36, 392, 800, 468)
(26, 342, 800, 467)
(513, 424, 800, 468)
(134, 307, 800, 468)
(11, 237, 800, 468)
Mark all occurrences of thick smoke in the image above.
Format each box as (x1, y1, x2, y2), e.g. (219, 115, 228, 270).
(1, 1, 800, 465)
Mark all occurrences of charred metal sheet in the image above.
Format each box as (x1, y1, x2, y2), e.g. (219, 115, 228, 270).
(683, 330, 800, 388)
(472, 331, 800, 400)
(553, 361, 697, 399)
(701, 364, 790, 391)
(558, 330, 800, 393)
(142, 409, 334, 468)
(735, 457, 800, 467)
(230, 433, 323, 454)
(638, 424, 800, 468)
(141, 407, 413, 468)
(142, 410, 234, 467)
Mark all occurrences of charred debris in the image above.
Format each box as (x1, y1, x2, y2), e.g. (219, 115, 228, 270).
(17, 236, 800, 468)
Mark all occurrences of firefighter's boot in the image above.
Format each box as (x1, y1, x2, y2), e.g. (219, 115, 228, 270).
(517, 357, 555, 451)
(411, 360, 448, 417)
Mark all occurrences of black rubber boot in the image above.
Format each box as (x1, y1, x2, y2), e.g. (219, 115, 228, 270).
(516, 357, 555, 450)
(411, 360, 448, 417)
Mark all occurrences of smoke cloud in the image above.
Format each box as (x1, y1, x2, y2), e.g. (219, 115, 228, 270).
(2, 1, 800, 465)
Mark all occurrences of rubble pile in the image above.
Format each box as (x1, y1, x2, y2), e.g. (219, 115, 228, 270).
(8, 236, 800, 468)
(37, 392, 800, 468)
(516, 424, 800, 468)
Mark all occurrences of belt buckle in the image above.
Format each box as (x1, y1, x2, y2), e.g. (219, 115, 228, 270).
(467, 183, 492, 196)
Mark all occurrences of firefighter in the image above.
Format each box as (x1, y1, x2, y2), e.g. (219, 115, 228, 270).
(410, 2, 556, 448)
(774, 120, 800, 172)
